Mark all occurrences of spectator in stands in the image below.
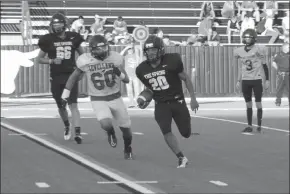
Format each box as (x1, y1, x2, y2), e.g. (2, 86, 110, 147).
(260, 14, 279, 44)
(240, 1, 260, 22)
(199, 1, 215, 42)
(71, 16, 89, 40)
(152, 28, 164, 38)
(227, 15, 241, 43)
(222, 1, 241, 19)
(187, 29, 202, 46)
(262, 1, 278, 18)
(90, 14, 107, 35)
(104, 30, 115, 45)
(207, 27, 220, 45)
(240, 12, 256, 43)
(112, 16, 128, 36)
(282, 10, 289, 43)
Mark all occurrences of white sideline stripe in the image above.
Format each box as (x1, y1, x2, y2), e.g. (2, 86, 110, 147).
(8, 133, 47, 136)
(1, 107, 289, 111)
(35, 182, 50, 188)
(209, 180, 228, 186)
(0, 122, 159, 194)
(191, 114, 289, 133)
(133, 132, 144, 135)
(98, 181, 158, 184)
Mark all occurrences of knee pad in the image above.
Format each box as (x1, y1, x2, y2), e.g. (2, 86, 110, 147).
(100, 118, 114, 131)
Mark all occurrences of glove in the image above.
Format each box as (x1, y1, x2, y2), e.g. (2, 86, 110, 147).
(61, 88, 70, 108)
(113, 66, 122, 77)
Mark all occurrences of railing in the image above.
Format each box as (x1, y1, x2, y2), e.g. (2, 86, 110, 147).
(0, 45, 283, 97)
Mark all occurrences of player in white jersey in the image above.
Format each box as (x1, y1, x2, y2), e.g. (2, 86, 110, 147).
(61, 35, 133, 159)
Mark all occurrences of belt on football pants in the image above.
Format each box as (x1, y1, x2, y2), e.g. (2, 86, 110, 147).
(155, 98, 185, 104)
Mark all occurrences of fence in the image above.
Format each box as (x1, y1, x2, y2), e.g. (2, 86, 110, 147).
(0, 45, 282, 97)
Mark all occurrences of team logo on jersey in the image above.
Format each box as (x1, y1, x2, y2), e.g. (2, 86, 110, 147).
(145, 43, 154, 48)
(1, 49, 40, 94)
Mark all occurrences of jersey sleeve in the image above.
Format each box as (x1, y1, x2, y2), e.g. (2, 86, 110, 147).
(72, 32, 84, 48)
(112, 51, 124, 68)
(76, 54, 87, 72)
(37, 35, 50, 53)
(233, 47, 239, 59)
(174, 53, 184, 73)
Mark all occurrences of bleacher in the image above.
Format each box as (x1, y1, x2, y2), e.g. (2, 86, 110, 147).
(1, 0, 289, 45)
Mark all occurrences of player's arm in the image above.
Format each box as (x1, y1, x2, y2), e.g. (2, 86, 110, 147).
(61, 68, 83, 100)
(271, 54, 278, 70)
(178, 71, 196, 99)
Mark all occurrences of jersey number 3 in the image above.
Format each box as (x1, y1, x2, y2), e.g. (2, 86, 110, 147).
(245, 60, 253, 71)
(56, 46, 72, 59)
(149, 76, 169, 90)
(91, 70, 116, 90)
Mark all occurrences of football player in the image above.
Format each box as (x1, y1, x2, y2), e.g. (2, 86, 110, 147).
(35, 13, 85, 144)
(135, 35, 199, 168)
(234, 29, 270, 133)
(61, 35, 134, 160)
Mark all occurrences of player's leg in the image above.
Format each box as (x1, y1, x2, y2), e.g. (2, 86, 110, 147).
(242, 80, 254, 132)
(253, 79, 264, 133)
(91, 100, 117, 147)
(155, 102, 187, 167)
(109, 98, 133, 159)
(67, 83, 82, 144)
(51, 78, 71, 140)
(275, 74, 285, 106)
(172, 100, 191, 168)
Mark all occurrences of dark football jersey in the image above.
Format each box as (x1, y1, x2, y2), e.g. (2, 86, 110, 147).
(38, 31, 84, 77)
(136, 53, 184, 102)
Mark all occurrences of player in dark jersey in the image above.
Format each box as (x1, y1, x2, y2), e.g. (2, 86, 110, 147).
(35, 13, 85, 143)
(135, 35, 199, 168)
(234, 29, 270, 133)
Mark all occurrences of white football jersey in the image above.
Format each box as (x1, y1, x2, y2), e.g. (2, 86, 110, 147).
(77, 51, 124, 99)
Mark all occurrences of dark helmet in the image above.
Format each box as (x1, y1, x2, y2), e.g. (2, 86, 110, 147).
(89, 35, 109, 60)
(242, 29, 257, 46)
(50, 13, 67, 35)
(143, 35, 165, 63)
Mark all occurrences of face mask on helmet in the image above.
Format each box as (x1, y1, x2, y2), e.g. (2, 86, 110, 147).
(51, 22, 65, 34)
(90, 43, 109, 61)
(144, 47, 161, 63)
(242, 34, 255, 46)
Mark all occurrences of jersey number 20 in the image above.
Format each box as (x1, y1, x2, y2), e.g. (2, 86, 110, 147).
(91, 70, 116, 90)
(149, 76, 169, 90)
(56, 46, 72, 60)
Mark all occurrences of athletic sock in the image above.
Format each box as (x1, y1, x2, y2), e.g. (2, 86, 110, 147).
(246, 108, 253, 126)
(257, 108, 263, 127)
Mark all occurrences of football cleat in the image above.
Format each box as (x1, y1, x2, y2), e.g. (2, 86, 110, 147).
(107, 131, 117, 148)
(124, 146, 133, 160)
(177, 157, 188, 168)
(242, 126, 253, 133)
(256, 126, 262, 133)
(64, 126, 71, 140)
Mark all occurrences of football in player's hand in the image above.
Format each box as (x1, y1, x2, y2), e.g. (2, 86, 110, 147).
(137, 88, 153, 109)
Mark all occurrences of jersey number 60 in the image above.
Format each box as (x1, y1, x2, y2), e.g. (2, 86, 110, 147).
(91, 70, 116, 90)
(149, 76, 169, 91)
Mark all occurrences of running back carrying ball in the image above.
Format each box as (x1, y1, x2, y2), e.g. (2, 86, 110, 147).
(136, 88, 153, 109)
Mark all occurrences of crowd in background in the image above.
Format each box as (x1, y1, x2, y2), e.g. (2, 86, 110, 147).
(66, 1, 289, 47)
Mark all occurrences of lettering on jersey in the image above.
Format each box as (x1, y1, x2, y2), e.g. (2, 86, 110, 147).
(143, 70, 169, 90)
(89, 63, 114, 72)
(144, 70, 166, 79)
(54, 42, 73, 60)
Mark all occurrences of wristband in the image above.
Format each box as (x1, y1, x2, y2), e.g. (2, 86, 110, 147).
(61, 88, 71, 99)
(119, 72, 126, 80)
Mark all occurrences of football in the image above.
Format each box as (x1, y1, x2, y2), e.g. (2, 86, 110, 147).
(136, 88, 153, 109)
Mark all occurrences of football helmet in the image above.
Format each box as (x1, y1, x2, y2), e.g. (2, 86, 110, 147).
(143, 35, 165, 63)
(50, 13, 67, 35)
(89, 35, 109, 60)
(242, 29, 257, 46)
